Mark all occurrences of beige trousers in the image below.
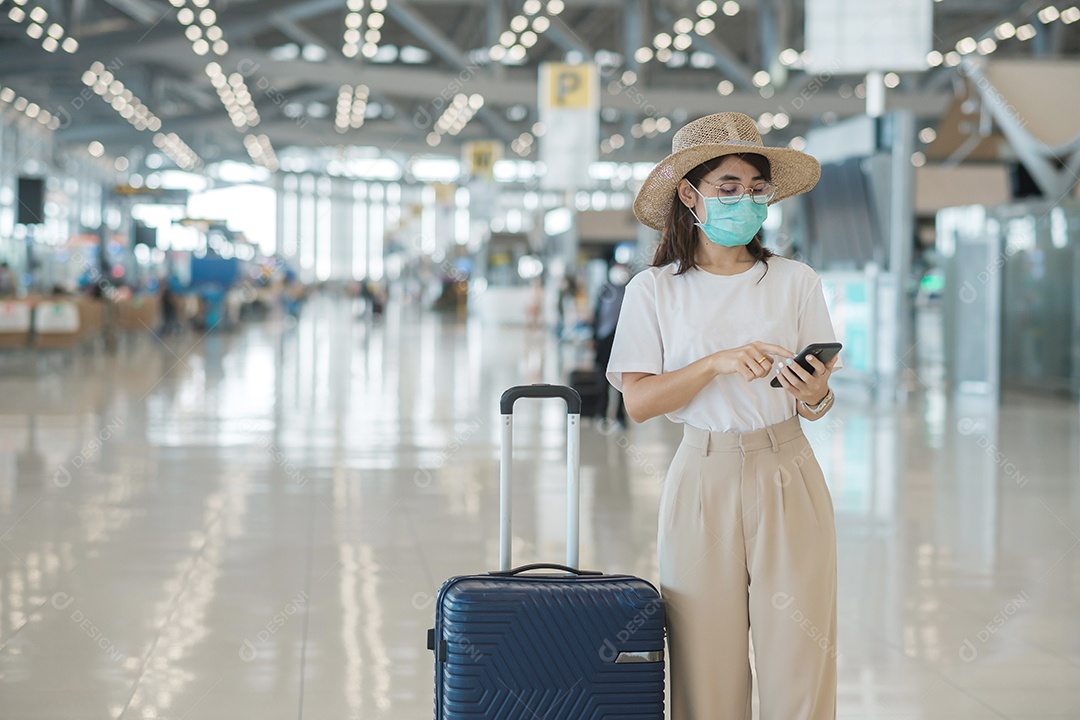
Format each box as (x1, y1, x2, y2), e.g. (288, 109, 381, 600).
(659, 417, 837, 720)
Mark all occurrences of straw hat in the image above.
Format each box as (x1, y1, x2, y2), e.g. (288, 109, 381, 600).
(633, 112, 821, 231)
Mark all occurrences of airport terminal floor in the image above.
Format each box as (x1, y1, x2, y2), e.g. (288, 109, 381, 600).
(1, 296, 1078, 720)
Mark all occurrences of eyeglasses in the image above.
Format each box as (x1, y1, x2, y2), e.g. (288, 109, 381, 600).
(698, 179, 777, 205)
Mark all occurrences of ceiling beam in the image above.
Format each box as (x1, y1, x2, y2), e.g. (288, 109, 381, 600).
(271, 16, 332, 53)
(383, 0, 476, 70)
(99, 0, 164, 25)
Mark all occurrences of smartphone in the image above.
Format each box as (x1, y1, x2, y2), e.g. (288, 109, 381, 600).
(770, 342, 842, 388)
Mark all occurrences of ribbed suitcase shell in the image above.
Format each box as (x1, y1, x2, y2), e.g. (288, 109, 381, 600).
(433, 572, 664, 720)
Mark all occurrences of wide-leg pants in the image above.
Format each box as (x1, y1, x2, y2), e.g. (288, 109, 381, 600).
(658, 416, 837, 720)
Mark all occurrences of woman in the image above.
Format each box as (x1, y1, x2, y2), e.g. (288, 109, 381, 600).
(607, 112, 841, 719)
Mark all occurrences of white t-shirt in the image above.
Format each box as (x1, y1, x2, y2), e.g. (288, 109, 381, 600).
(606, 256, 841, 432)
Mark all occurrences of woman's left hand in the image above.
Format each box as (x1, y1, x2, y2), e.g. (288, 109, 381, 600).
(774, 354, 838, 405)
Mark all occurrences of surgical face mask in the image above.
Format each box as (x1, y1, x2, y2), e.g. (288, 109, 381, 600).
(689, 187, 769, 247)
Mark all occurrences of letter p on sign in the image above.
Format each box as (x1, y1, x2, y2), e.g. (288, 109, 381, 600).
(544, 63, 594, 109)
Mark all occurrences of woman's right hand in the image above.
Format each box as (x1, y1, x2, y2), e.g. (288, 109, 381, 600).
(710, 342, 794, 382)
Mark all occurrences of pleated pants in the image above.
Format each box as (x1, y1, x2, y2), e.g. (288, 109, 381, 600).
(659, 416, 837, 720)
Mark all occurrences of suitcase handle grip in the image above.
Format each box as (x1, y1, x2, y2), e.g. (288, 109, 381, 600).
(489, 563, 602, 577)
(500, 385, 582, 415)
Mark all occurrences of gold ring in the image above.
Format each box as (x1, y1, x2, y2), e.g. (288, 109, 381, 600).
(757, 356, 768, 364)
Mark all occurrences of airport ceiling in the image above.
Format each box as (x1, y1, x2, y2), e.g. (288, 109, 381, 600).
(1, 0, 1078, 173)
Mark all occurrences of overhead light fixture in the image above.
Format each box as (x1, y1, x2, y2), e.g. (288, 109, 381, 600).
(427, 93, 484, 146)
(82, 64, 163, 132)
(244, 134, 279, 172)
(335, 84, 370, 132)
(0, 83, 58, 129)
(1038, 6, 1060, 23)
(4, 2, 79, 53)
(489, 1, 563, 64)
(1016, 23, 1037, 40)
(153, 132, 201, 171)
(174, 0, 229, 56)
(994, 21, 1017, 39)
(205, 61, 260, 130)
(343, 0, 387, 59)
(511, 132, 534, 156)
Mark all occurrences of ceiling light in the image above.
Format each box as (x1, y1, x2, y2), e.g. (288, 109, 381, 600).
(977, 38, 997, 54)
(29, 6, 46, 22)
(926, 50, 943, 66)
(8, 7, 26, 21)
(546, 0, 564, 14)
(532, 16, 550, 32)
(88, 141, 104, 157)
(884, 72, 900, 87)
(716, 79, 734, 95)
(779, 47, 800, 65)
(673, 34, 693, 51)
(368, 12, 384, 29)
(695, 18, 716, 35)
(697, 1, 718, 16)
(177, 7, 194, 24)
(61, 37, 78, 53)
(1038, 6, 1060, 22)
(1063, 6, 1080, 23)
(523, 0, 542, 14)
(185, 25, 202, 41)
(994, 21, 1017, 39)
(722, 1, 740, 16)
(213, 40, 228, 54)
(955, 36, 977, 53)
(753, 70, 771, 87)
(634, 46, 653, 63)
(1016, 23, 1037, 40)
(26, 23, 43, 39)
(199, 8, 216, 24)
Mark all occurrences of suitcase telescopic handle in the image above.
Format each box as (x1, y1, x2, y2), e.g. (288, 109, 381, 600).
(499, 384, 582, 573)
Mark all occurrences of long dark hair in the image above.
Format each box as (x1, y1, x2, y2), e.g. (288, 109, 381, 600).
(652, 152, 774, 279)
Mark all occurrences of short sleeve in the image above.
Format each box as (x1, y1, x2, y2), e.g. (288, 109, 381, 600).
(798, 276, 844, 370)
(606, 272, 664, 391)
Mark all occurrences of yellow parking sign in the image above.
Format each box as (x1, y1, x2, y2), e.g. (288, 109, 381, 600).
(541, 63, 597, 110)
(464, 141, 501, 179)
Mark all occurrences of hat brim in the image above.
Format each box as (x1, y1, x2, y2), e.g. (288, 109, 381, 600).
(633, 143, 822, 231)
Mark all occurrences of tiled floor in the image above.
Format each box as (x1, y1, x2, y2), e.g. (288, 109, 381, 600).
(1, 296, 1078, 719)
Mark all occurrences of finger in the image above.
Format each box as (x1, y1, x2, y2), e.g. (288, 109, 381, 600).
(753, 342, 794, 359)
(784, 359, 814, 383)
(824, 355, 840, 370)
(776, 367, 800, 394)
(744, 351, 770, 378)
(804, 355, 830, 380)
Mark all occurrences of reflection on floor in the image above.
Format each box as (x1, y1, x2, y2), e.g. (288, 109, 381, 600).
(0, 297, 1077, 719)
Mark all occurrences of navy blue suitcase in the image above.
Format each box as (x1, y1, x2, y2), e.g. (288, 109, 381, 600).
(428, 385, 665, 720)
